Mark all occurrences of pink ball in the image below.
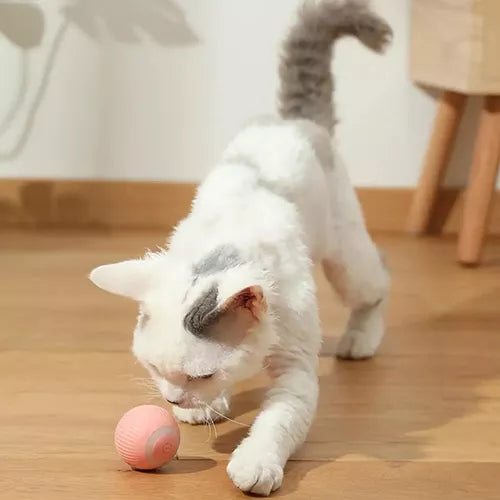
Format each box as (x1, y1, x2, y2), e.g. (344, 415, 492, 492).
(114, 405, 180, 470)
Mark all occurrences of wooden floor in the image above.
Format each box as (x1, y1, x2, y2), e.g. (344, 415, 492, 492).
(1, 230, 500, 499)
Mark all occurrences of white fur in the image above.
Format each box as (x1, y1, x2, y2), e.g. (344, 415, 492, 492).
(90, 118, 389, 495)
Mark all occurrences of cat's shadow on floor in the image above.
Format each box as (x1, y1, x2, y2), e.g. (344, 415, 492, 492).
(210, 364, 348, 496)
(210, 385, 321, 497)
(210, 290, 500, 495)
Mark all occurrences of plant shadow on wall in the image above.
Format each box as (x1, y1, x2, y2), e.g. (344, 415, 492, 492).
(0, 0, 197, 228)
(0, 2, 44, 147)
(0, 0, 198, 161)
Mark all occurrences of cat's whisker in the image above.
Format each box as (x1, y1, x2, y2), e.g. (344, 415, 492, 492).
(139, 383, 161, 401)
(204, 406, 218, 440)
(204, 402, 250, 428)
(211, 414, 218, 439)
(132, 377, 153, 383)
(141, 387, 158, 395)
(204, 409, 212, 443)
(143, 387, 160, 397)
(136, 383, 157, 392)
(130, 377, 157, 389)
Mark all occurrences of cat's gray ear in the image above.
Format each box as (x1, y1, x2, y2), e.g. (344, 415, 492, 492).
(89, 259, 156, 300)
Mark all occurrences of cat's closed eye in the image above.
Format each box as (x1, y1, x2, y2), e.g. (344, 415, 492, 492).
(187, 373, 214, 382)
(145, 361, 162, 378)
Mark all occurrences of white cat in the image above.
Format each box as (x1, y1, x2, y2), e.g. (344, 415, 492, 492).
(90, 0, 391, 495)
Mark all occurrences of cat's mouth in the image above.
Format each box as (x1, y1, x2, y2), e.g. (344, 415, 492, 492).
(171, 399, 196, 409)
(165, 392, 203, 410)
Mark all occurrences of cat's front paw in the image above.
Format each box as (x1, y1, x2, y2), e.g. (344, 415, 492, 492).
(227, 441, 283, 496)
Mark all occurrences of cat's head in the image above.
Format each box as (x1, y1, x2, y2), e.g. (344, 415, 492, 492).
(89, 250, 275, 408)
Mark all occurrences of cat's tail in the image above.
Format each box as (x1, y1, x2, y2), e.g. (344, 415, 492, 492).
(278, 0, 392, 133)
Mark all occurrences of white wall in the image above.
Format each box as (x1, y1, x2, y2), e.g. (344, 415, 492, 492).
(0, 1, 102, 177)
(0, 0, 493, 187)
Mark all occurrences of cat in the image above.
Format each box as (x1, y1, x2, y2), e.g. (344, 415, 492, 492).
(90, 0, 391, 495)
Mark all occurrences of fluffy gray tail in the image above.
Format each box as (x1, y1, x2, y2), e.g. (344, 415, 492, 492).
(278, 0, 392, 132)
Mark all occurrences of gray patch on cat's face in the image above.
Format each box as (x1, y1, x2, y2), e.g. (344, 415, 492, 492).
(183, 285, 220, 337)
(193, 245, 241, 276)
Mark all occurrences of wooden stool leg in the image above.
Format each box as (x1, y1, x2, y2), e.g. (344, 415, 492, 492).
(458, 96, 500, 266)
(407, 91, 467, 234)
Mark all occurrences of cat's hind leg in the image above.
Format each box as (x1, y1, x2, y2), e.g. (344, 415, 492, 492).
(322, 161, 390, 360)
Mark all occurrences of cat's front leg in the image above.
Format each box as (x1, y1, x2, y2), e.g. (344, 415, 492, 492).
(172, 392, 230, 425)
(227, 359, 318, 496)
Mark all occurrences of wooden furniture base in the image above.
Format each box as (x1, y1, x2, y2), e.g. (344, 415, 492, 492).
(407, 91, 467, 234)
(458, 96, 500, 265)
(407, 92, 500, 266)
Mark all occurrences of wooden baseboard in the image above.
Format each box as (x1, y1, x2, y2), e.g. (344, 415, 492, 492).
(357, 187, 500, 235)
(0, 179, 499, 234)
(0, 180, 197, 231)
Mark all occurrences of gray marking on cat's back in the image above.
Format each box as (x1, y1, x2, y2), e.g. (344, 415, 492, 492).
(223, 154, 261, 176)
(193, 245, 242, 276)
(223, 154, 287, 197)
(183, 285, 220, 337)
